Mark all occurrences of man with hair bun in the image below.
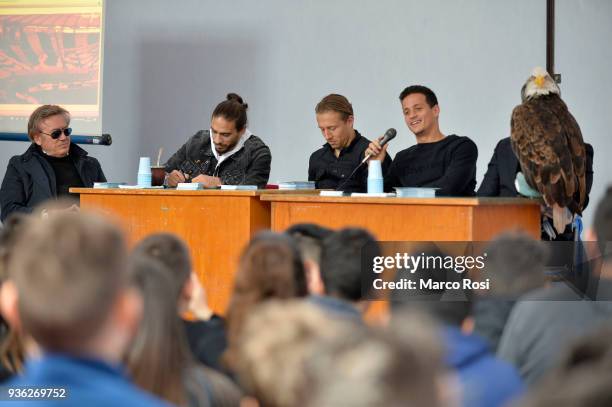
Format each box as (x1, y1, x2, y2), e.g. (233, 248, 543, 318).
(164, 93, 271, 188)
(308, 94, 392, 193)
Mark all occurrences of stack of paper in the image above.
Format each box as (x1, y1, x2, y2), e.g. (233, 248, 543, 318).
(220, 185, 258, 190)
(93, 182, 126, 189)
(177, 183, 204, 190)
(351, 192, 396, 198)
(118, 185, 164, 189)
(320, 190, 346, 197)
(394, 187, 438, 198)
(278, 181, 316, 190)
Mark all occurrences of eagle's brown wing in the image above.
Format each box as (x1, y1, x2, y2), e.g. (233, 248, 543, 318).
(510, 95, 586, 214)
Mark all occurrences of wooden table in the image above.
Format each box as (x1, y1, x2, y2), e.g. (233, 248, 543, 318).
(72, 189, 541, 317)
(72, 188, 272, 313)
(261, 195, 541, 241)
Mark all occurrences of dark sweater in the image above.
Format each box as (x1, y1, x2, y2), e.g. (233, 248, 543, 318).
(308, 131, 392, 193)
(384, 135, 478, 196)
(41, 149, 84, 196)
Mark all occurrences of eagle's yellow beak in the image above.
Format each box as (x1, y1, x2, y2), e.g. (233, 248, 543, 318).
(534, 76, 545, 88)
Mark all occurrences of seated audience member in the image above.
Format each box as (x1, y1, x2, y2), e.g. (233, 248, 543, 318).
(284, 223, 333, 295)
(366, 85, 478, 196)
(234, 300, 353, 407)
(132, 233, 226, 372)
(498, 186, 612, 385)
(125, 255, 241, 406)
(0, 214, 27, 382)
(164, 93, 271, 188)
(477, 137, 594, 240)
(472, 233, 548, 351)
(311, 227, 381, 320)
(0, 105, 106, 221)
(223, 232, 308, 372)
(519, 327, 612, 407)
(304, 309, 449, 407)
(0, 210, 167, 406)
(308, 94, 392, 192)
(390, 248, 524, 407)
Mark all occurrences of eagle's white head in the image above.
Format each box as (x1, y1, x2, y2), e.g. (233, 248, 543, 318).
(521, 66, 560, 101)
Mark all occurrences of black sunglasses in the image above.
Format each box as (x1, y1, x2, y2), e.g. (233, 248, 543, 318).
(40, 127, 72, 139)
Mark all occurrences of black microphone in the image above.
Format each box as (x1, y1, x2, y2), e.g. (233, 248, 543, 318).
(0, 132, 112, 146)
(335, 128, 397, 191)
(360, 128, 396, 165)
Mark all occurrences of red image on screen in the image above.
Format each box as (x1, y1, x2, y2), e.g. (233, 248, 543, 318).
(0, 11, 101, 117)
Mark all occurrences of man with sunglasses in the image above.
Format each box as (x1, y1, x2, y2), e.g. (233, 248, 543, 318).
(0, 105, 106, 221)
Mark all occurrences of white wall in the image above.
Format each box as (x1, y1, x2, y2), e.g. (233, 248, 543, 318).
(1, 0, 610, 226)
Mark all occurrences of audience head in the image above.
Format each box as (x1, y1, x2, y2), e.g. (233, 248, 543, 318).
(593, 186, 612, 259)
(235, 300, 351, 407)
(320, 227, 380, 302)
(125, 254, 194, 406)
(483, 232, 548, 297)
(548, 326, 612, 378)
(132, 232, 192, 304)
(211, 93, 248, 154)
(285, 223, 333, 264)
(520, 371, 612, 407)
(27, 104, 72, 157)
(285, 223, 333, 295)
(225, 232, 308, 369)
(304, 310, 447, 407)
(315, 94, 355, 152)
(2, 210, 141, 357)
(521, 328, 612, 407)
(389, 246, 472, 327)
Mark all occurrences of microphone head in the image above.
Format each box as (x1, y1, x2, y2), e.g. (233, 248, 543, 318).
(380, 128, 397, 146)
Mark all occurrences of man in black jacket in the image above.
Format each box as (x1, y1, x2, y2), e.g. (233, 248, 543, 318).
(164, 93, 271, 188)
(0, 105, 106, 222)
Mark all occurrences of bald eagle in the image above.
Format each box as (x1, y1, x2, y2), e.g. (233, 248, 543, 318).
(510, 67, 587, 235)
